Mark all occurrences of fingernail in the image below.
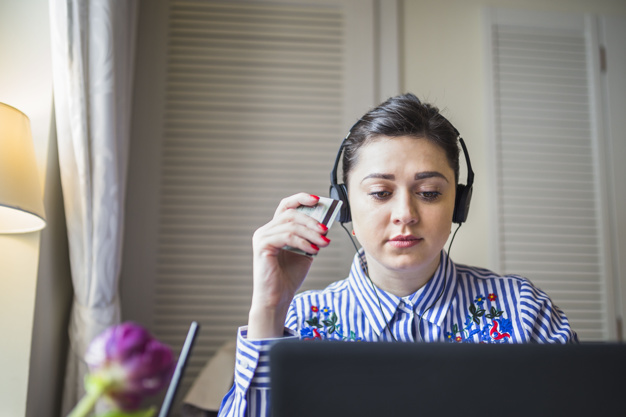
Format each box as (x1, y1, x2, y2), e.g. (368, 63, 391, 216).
(321, 236, 331, 244)
(311, 243, 320, 251)
(319, 223, 328, 232)
(310, 194, 320, 201)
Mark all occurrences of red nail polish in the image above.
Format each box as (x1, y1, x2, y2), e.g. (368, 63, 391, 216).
(321, 236, 331, 244)
(310, 194, 320, 201)
(319, 223, 328, 232)
(311, 243, 320, 251)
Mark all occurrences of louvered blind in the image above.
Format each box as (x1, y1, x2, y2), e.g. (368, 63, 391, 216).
(154, 0, 359, 403)
(490, 13, 607, 340)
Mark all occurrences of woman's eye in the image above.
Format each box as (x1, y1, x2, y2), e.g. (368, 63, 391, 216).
(419, 191, 441, 201)
(369, 191, 391, 200)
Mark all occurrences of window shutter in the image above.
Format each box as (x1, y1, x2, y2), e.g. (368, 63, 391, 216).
(488, 10, 608, 340)
(150, 0, 377, 400)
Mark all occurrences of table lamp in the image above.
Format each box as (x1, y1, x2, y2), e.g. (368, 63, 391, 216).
(0, 102, 46, 233)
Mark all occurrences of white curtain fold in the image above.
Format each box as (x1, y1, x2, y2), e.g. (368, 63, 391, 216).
(49, 0, 138, 413)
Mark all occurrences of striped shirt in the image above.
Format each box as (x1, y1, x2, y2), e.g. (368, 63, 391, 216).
(218, 250, 577, 417)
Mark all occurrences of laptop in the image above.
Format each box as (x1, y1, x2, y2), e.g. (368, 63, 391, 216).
(270, 340, 626, 417)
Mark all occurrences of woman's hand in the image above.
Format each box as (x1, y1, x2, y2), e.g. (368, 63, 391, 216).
(248, 193, 331, 339)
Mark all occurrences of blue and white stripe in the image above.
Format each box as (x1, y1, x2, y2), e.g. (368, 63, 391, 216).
(218, 250, 577, 417)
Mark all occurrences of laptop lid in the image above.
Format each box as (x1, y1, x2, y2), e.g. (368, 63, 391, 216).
(270, 340, 626, 417)
(157, 321, 199, 417)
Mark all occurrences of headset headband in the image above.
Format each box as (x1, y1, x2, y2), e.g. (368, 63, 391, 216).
(329, 118, 474, 224)
(330, 131, 351, 190)
(331, 130, 474, 193)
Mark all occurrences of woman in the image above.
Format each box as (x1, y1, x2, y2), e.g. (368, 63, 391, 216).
(218, 93, 577, 417)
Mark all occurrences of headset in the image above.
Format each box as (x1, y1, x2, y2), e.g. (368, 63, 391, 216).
(329, 120, 475, 225)
(328, 113, 474, 342)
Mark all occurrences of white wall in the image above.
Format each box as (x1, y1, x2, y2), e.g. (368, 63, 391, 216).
(0, 1, 71, 417)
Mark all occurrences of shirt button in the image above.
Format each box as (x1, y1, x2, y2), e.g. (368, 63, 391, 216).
(239, 358, 250, 369)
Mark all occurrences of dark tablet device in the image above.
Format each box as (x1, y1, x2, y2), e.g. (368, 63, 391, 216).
(270, 340, 626, 417)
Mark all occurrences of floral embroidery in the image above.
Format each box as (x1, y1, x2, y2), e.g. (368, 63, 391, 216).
(488, 318, 513, 340)
(300, 306, 361, 341)
(322, 313, 339, 334)
(300, 327, 314, 338)
(305, 316, 321, 328)
(312, 328, 323, 339)
(446, 293, 511, 344)
(468, 303, 486, 325)
(485, 306, 503, 320)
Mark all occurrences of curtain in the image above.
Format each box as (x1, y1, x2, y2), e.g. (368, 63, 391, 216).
(49, 0, 139, 412)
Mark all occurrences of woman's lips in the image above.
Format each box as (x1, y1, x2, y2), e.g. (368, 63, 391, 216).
(388, 235, 422, 248)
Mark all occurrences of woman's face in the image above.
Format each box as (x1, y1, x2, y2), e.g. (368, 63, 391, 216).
(347, 135, 456, 281)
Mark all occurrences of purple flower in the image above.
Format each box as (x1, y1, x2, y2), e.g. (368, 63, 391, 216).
(85, 322, 175, 411)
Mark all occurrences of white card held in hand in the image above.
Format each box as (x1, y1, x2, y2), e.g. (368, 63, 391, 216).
(284, 196, 343, 257)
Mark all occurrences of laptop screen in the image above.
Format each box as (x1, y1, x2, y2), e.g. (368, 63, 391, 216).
(157, 321, 199, 417)
(270, 340, 626, 417)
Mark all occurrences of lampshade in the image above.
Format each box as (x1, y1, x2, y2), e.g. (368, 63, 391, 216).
(0, 103, 46, 233)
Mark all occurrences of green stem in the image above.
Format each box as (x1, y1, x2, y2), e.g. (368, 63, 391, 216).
(67, 386, 105, 417)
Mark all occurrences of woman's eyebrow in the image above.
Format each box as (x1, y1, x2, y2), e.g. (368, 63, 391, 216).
(415, 171, 449, 182)
(360, 171, 449, 183)
(360, 173, 395, 183)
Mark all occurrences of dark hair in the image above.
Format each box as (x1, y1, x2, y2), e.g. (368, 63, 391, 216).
(342, 93, 460, 186)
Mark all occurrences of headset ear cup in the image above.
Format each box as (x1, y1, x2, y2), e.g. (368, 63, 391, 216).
(329, 183, 351, 223)
(453, 184, 465, 224)
(453, 184, 473, 224)
(340, 184, 351, 223)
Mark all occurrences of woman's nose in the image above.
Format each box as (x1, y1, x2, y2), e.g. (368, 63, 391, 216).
(392, 192, 419, 225)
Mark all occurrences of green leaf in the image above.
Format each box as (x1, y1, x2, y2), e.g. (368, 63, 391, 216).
(323, 321, 336, 334)
(468, 303, 486, 326)
(322, 312, 339, 334)
(486, 307, 503, 319)
(306, 316, 322, 328)
(322, 313, 338, 332)
(469, 304, 485, 317)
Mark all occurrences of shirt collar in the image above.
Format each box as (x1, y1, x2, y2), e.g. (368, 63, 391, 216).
(348, 250, 457, 336)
